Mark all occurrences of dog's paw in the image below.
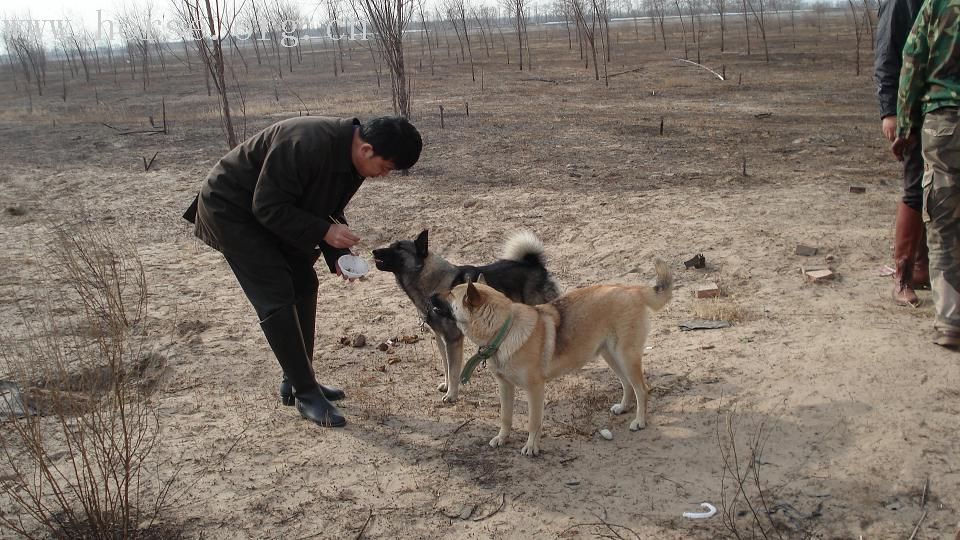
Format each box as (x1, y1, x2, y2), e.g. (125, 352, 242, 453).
(629, 418, 647, 431)
(520, 440, 540, 457)
(489, 434, 507, 448)
(441, 392, 458, 403)
(610, 403, 632, 415)
(437, 382, 448, 393)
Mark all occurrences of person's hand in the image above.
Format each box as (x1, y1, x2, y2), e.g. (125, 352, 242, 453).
(335, 261, 357, 282)
(891, 132, 917, 161)
(881, 116, 897, 142)
(324, 223, 361, 249)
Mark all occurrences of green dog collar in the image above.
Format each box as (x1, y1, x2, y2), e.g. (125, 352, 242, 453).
(460, 316, 513, 385)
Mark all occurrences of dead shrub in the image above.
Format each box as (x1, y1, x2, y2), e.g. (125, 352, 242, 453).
(0, 222, 182, 539)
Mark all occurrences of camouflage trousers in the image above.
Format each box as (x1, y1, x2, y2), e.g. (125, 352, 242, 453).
(921, 108, 960, 333)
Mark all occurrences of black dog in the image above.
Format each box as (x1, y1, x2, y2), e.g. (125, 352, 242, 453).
(372, 229, 560, 402)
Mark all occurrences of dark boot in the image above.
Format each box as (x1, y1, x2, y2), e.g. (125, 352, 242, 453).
(261, 306, 345, 427)
(279, 292, 345, 405)
(913, 223, 930, 288)
(893, 202, 922, 307)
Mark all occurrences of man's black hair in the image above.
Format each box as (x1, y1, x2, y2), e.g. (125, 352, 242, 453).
(360, 116, 423, 170)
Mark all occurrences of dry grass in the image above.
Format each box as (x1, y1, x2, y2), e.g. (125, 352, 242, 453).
(694, 298, 749, 322)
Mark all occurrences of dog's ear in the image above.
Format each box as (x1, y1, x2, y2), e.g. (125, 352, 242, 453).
(476, 273, 487, 285)
(414, 230, 429, 257)
(466, 280, 483, 307)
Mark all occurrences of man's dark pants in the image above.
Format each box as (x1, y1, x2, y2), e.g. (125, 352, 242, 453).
(225, 251, 319, 322)
(225, 248, 321, 395)
(903, 137, 924, 211)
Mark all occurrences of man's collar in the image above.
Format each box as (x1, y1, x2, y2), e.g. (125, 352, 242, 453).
(333, 117, 361, 176)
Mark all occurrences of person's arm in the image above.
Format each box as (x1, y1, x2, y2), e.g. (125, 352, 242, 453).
(876, 0, 909, 120)
(897, 0, 934, 140)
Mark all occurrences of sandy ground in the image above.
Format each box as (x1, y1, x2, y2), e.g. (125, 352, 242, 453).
(1, 14, 959, 539)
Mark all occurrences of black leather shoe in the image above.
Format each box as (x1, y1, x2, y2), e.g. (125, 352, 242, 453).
(280, 379, 345, 405)
(295, 388, 346, 427)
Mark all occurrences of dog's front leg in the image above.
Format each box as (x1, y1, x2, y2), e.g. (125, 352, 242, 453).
(431, 331, 449, 393)
(441, 336, 464, 403)
(489, 375, 514, 449)
(521, 383, 545, 457)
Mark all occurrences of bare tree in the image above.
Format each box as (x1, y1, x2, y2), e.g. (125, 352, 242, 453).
(117, 1, 157, 90)
(648, 0, 668, 49)
(328, 0, 349, 75)
(272, 0, 302, 74)
(356, 0, 415, 117)
(595, 0, 611, 63)
(471, 6, 491, 57)
(2, 17, 48, 97)
(675, 0, 688, 59)
(712, 0, 726, 51)
(861, 0, 876, 50)
(243, 0, 264, 65)
(846, 0, 863, 75)
(63, 22, 93, 83)
(741, 0, 751, 55)
(446, 0, 476, 81)
(503, 0, 530, 69)
(174, 0, 242, 147)
(568, 0, 599, 79)
(417, 1, 436, 74)
(746, 0, 769, 61)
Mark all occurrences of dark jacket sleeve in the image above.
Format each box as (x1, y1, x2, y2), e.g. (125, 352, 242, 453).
(317, 212, 349, 273)
(250, 140, 333, 254)
(875, 0, 922, 118)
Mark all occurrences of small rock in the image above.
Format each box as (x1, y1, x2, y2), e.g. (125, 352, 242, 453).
(387, 357, 401, 365)
(805, 269, 835, 283)
(351, 334, 367, 348)
(695, 283, 721, 299)
(377, 342, 390, 351)
(565, 480, 580, 486)
(458, 504, 475, 520)
(599, 429, 613, 440)
(568, 172, 582, 178)
(5, 205, 26, 216)
(849, 186, 866, 194)
(795, 244, 818, 256)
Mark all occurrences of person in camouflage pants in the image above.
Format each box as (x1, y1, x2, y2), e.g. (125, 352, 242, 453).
(893, 0, 960, 348)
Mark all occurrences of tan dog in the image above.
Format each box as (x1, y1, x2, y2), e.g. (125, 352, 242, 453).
(441, 260, 672, 456)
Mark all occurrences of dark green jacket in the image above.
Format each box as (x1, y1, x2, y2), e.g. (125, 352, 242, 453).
(184, 117, 363, 271)
(897, 0, 960, 137)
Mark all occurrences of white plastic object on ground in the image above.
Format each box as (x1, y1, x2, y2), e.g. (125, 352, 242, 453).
(682, 502, 717, 519)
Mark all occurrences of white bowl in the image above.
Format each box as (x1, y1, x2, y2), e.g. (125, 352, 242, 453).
(337, 254, 369, 279)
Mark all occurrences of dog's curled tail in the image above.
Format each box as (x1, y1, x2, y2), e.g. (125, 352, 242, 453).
(646, 259, 674, 311)
(501, 230, 548, 267)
